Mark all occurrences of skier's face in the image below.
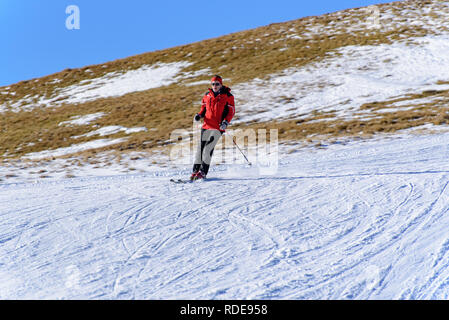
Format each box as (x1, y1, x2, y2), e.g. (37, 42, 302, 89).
(211, 82, 222, 92)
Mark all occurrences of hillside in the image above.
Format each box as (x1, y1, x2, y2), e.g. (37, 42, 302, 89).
(1, 0, 449, 181)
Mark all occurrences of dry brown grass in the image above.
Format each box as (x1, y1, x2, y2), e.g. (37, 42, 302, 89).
(0, 0, 447, 161)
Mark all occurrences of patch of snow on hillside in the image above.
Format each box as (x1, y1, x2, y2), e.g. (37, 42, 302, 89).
(22, 138, 127, 160)
(74, 126, 147, 138)
(234, 35, 449, 123)
(59, 112, 106, 126)
(54, 62, 193, 105)
(185, 80, 211, 87)
(2, 62, 209, 112)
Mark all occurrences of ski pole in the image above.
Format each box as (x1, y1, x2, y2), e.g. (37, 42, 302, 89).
(232, 135, 252, 166)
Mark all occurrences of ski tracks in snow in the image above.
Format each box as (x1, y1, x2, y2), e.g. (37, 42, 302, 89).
(1, 133, 449, 298)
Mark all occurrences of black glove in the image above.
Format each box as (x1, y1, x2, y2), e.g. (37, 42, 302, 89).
(194, 113, 201, 121)
(219, 120, 229, 131)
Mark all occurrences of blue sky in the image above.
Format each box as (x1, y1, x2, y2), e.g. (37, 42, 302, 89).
(0, 0, 395, 87)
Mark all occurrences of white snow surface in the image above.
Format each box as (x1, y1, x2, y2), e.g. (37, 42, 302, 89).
(2, 132, 449, 299)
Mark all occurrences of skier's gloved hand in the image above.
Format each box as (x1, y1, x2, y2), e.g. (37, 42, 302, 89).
(194, 113, 201, 122)
(219, 120, 229, 131)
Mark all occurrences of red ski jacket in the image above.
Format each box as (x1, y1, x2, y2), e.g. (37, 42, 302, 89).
(198, 86, 235, 132)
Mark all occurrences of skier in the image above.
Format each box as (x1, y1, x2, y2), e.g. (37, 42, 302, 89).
(191, 75, 235, 180)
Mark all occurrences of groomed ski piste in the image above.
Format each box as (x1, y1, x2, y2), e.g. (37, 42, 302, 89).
(1, 0, 449, 300)
(1, 130, 449, 299)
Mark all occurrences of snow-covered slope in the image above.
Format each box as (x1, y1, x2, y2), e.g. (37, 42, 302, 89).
(1, 131, 449, 299)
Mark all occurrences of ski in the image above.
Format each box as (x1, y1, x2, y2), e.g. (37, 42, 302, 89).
(170, 178, 192, 184)
(170, 178, 206, 184)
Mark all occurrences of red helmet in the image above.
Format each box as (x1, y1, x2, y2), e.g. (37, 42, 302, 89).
(211, 75, 222, 85)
